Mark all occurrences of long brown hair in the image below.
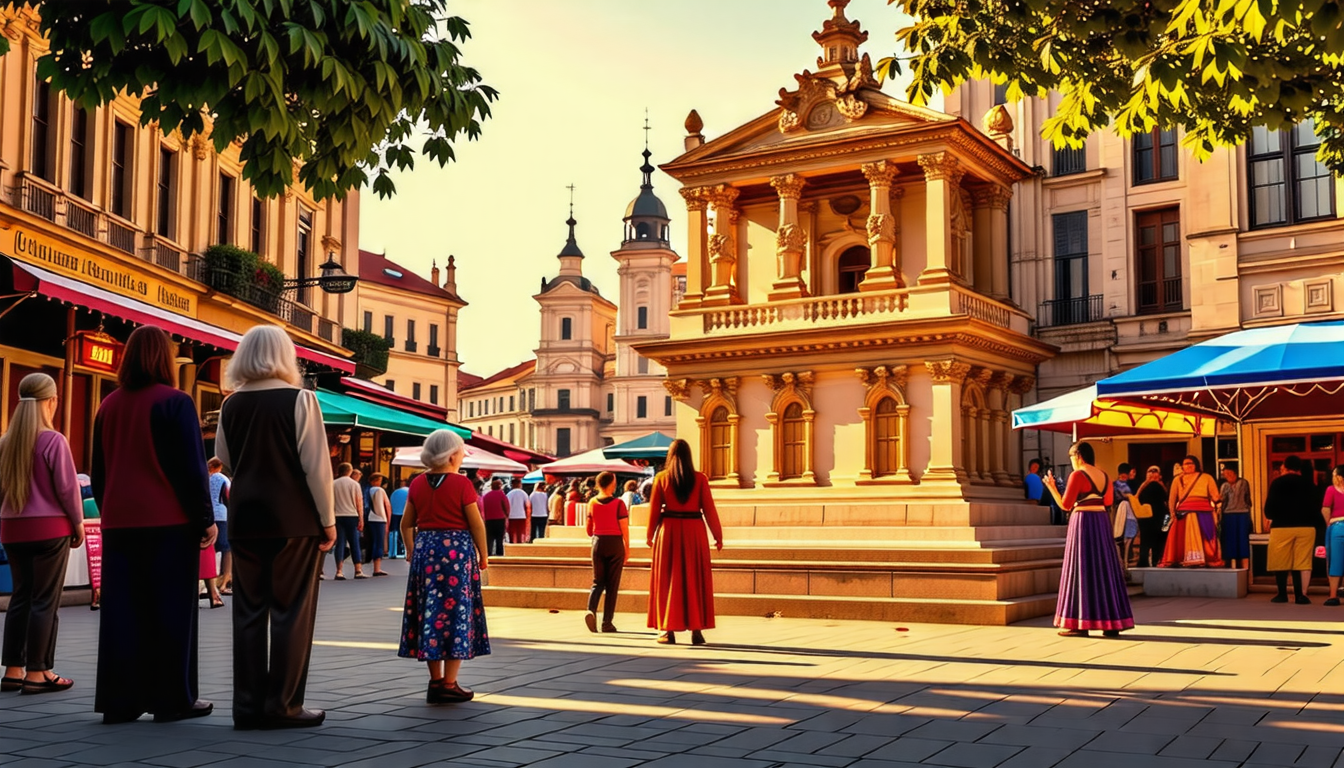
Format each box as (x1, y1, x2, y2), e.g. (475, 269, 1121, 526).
(119, 326, 176, 390)
(0, 373, 59, 512)
(664, 438, 696, 504)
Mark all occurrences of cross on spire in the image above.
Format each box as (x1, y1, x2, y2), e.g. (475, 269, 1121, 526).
(566, 183, 576, 220)
(643, 108, 651, 150)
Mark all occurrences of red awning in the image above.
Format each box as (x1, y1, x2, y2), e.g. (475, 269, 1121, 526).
(467, 430, 554, 465)
(7, 257, 355, 373)
(338, 377, 450, 421)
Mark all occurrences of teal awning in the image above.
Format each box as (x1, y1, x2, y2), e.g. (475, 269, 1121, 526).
(315, 390, 471, 439)
(602, 431, 675, 460)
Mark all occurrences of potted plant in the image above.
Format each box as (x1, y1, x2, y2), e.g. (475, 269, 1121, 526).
(341, 328, 392, 378)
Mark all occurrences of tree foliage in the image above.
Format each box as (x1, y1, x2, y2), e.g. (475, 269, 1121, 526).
(0, 0, 497, 201)
(878, 0, 1344, 171)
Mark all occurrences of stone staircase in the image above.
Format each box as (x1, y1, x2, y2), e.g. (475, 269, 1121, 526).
(482, 501, 1066, 625)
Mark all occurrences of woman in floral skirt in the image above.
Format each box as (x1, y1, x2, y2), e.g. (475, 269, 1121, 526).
(398, 429, 490, 704)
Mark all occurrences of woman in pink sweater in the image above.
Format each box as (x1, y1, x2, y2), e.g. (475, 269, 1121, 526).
(0, 373, 85, 694)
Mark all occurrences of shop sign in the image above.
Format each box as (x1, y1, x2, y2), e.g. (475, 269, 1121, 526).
(74, 331, 123, 373)
(84, 520, 103, 593)
(3, 226, 198, 317)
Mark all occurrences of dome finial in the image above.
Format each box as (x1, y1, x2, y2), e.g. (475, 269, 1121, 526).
(559, 184, 584, 266)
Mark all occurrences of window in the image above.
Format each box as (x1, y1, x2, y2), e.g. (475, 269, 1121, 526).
(560, 317, 572, 340)
(405, 319, 417, 353)
(468, 401, 474, 418)
(992, 82, 1008, 106)
(156, 148, 175, 237)
(637, 357, 649, 375)
(383, 315, 394, 342)
(606, 392, 614, 413)
(636, 396, 647, 419)
(69, 107, 91, 199)
(556, 428, 572, 457)
(779, 403, 807, 480)
(31, 79, 53, 181)
(412, 382, 422, 401)
(509, 395, 515, 412)
(1133, 128, 1178, 184)
(296, 208, 313, 305)
(363, 311, 373, 333)
(110, 122, 131, 218)
(430, 385, 439, 405)
(1052, 144, 1086, 176)
(385, 380, 396, 392)
(637, 306, 648, 330)
(528, 424, 535, 449)
(708, 407, 731, 480)
(1135, 208, 1183, 315)
(873, 397, 902, 477)
(488, 425, 493, 437)
(1051, 211, 1089, 314)
(837, 246, 868, 294)
(250, 197, 265, 254)
(216, 173, 235, 243)
(528, 389, 536, 412)
(558, 389, 571, 410)
(508, 423, 515, 444)
(429, 324, 439, 355)
(1249, 121, 1335, 228)
(665, 396, 672, 417)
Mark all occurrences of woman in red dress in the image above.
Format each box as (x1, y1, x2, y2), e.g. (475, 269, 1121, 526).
(646, 439, 723, 645)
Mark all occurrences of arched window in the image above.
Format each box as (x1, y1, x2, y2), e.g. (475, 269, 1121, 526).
(708, 406, 731, 480)
(873, 397, 901, 477)
(636, 222, 651, 239)
(837, 246, 869, 294)
(779, 402, 806, 480)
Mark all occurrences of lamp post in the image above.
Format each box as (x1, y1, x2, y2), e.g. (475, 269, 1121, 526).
(283, 252, 358, 295)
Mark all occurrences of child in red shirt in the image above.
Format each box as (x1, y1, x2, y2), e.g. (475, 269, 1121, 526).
(585, 472, 629, 633)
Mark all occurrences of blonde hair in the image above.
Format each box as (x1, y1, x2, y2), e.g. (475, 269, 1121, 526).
(420, 429, 465, 471)
(228, 325, 301, 389)
(0, 373, 58, 512)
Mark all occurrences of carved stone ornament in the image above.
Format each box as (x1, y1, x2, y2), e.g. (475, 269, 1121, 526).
(860, 160, 899, 187)
(679, 186, 710, 212)
(917, 151, 964, 184)
(969, 367, 995, 388)
(836, 93, 868, 120)
(1010, 374, 1036, 395)
(664, 378, 693, 402)
(189, 134, 211, 161)
(779, 110, 803, 133)
(776, 223, 807, 253)
(866, 213, 895, 245)
(776, 75, 838, 134)
(972, 184, 1013, 211)
(925, 359, 973, 385)
(856, 364, 909, 391)
(708, 233, 736, 261)
(763, 371, 816, 408)
(705, 184, 740, 209)
(982, 104, 1014, 136)
(991, 371, 1017, 393)
(699, 377, 740, 405)
(770, 173, 807, 199)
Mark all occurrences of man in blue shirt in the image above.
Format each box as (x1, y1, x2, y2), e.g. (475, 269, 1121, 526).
(388, 478, 410, 558)
(1024, 459, 1045, 502)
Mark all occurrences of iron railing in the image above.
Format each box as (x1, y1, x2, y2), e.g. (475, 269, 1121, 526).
(1038, 294, 1104, 327)
(147, 239, 184, 273)
(317, 319, 337, 343)
(20, 176, 56, 221)
(65, 198, 100, 238)
(105, 218, 137, 254)
(1138, 278, 1184, 314)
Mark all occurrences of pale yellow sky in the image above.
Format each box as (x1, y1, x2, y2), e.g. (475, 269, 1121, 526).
(359, 0, 913, 378)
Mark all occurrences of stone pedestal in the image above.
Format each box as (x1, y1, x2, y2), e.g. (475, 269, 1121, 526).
(1132, 567, 1249, 598)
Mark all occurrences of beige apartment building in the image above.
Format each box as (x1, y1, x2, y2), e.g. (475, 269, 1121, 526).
(356, 250, 466, 418)
(945, 82, 1344, 480)
(458, 360, 537, 449)
(0, 10, 358, 469)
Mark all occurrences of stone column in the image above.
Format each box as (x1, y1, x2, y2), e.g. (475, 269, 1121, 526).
(924, 359, 971, 486)
(702, 184, 741, 307)
(769, 173, 809, 301)
(859, 160, 902, 292)
(989, 373, 1016, 486)
(800, 200, 819, 295)
(917, 152, 965, 286)
(973, 185, 1013, 300)
(678, 187, 710, 308)
(1007, 375, 1035, 483)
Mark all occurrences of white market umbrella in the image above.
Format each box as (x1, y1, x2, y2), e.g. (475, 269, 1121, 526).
(393, 445, 528, 474)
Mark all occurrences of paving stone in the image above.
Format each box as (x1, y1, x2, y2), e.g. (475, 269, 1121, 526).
(995, 746, 1073, 768)
(861, 737, 954, 763)
(1158, 736, 1223, 759)
(1082, 731, 1176, 754)
(930, 742, 1025, 768)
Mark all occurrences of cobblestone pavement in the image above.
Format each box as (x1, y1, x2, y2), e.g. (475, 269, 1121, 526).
(1, 557, 1342, 768)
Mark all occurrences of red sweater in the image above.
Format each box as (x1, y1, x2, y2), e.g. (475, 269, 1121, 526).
(587, 497, 628, 536)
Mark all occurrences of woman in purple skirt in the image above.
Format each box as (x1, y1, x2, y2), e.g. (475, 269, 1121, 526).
(1044, 441, 1134, 638)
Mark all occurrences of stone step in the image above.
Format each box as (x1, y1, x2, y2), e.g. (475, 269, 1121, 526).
(506, 542, 1065, 564)
(480, 585, 1061, 625)
(622, 503, 1053, 528)
(539, 524, 1066, 544)
(484, 558, 1063, 601)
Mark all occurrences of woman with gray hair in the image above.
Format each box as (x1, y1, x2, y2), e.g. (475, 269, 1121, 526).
(0, 373, 84, 694)
(216, 325, 336, 730)
(398, 428, 490, 704)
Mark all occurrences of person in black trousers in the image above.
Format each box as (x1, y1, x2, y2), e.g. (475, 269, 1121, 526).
(92, 327, 216, 723)
(216, 326, 336, 730)
(584, 472, 630, 634)
(1134, 466, 1169, 568)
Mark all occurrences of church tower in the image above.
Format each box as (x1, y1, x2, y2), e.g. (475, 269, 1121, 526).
(532, 200, 618, 457)
(604, 130, 680, 444)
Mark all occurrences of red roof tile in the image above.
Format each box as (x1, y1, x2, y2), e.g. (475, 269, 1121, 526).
(358, 249, 465, 304)
(460, 360, 535, 392)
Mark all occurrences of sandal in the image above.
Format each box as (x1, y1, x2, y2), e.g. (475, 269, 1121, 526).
(210, 598, 225, 609)
(220, 588, 233, 596)
(334, 574, 346, 581)
(21, 673, 74, 695)
(353, 573, 369, 579)
(372, 571, 390, 577)
(1, 676, 23, 693)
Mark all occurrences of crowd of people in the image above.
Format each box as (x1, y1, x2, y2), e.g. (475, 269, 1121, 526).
(0, 324, 726, 726)
(1035, 440, 1344, 637)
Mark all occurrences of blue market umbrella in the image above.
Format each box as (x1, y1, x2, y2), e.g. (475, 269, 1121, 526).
(1095, 320, 1344, 421)
(602, 432, 675, 461)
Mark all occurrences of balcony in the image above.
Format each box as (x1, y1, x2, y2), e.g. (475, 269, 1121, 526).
(19, 175, 56, 221)
(427, 345, 441, 358)
(105, 217, 136, 254)
(65, 197, 99, 239)
(340, 328, 391, 378)
(404, 339, 418, 353)
(1037, 295, 1104, 328)
(198, 247, 317, 334)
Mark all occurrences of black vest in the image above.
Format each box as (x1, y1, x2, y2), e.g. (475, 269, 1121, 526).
(219, 388, 323, 539)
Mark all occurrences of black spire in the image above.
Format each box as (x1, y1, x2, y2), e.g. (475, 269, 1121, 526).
(559, 184, 583, 258)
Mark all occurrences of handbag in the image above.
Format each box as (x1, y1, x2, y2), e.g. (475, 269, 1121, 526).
(1131, 488, 1153, 519)
(1113, 500, 1132, 539)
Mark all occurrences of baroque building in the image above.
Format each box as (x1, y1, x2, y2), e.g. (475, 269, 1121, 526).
(640, 0, 1054, 501)
(946, 65, 1344, 486)
(356, 250, 466, 418)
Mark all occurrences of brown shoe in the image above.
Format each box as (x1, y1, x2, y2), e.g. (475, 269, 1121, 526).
(428, 679, 474, 705)
(656, 631, 675, 644)
(584, 611, 598, 633)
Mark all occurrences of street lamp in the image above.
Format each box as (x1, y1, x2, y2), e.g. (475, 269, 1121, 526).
(283, 252, 358, 295)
